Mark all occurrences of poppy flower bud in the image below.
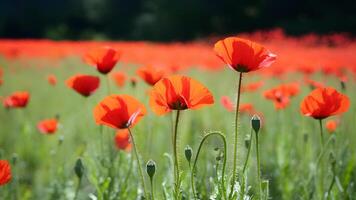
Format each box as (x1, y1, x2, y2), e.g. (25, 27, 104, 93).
(146, 159, 156, 179)
(184, 146, 193, 163)
(74, 158, 84, 179)
(251, 114, 261, 133)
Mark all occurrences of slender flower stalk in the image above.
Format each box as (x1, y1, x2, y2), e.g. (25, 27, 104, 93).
(240, 128, 253, 199)
(319, 119, 324, 147)
(146, 160, 156, 200)
(230, 72, 243, 195)
(251, 115, 262, 199)
(173, 110, 181, 197)
(127, 128, 148, 198)
(191, 131, 227, 200)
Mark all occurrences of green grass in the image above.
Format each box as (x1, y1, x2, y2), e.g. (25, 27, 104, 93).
(0, 57, 355, 199)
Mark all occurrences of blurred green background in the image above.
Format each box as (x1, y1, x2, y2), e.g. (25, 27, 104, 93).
(0, 0, 356, 41)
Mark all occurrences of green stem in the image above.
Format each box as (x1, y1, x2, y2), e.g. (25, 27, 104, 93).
(319, 119, 324, 147)
(230, 72, 243, 197)
(191, 131, 227, 200)
(150, 177, 155, 200)
(172, 110, 181, 197)
(242, 129, 253, 175)
(326, 177, 335, 199)
(318, 119, 325, 197)
(127, 128, 148, 198)
(240, 128, 253, 200)
(255, 130, 262, 199)
(73, 177, 82, 200)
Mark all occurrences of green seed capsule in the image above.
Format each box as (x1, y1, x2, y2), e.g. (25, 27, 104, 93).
(251, 114, 261, 133)
(146, 159, 156, 178)
(184, 146, 193, 163)
(74, 158, 84, 179)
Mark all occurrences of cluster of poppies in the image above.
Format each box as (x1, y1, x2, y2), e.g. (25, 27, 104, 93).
(0, 35, 351, 200)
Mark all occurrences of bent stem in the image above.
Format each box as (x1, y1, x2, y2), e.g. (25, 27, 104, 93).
(172, 110, 181, 197)
(127, 128, 148, 198)
(255, 129, 262, 199)
(230, 72, 243, 197)
(191, 131, 227, 200)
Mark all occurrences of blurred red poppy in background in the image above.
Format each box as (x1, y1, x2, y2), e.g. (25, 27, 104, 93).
(300, 87, 350, 119)
(3, 91, 30, 108)
(37, 119, 58, 134)
(0, 160, 11, 186)
(239, 103, 255, 114)
(241, 81, 264, 93)
(111, 71, 127, 88)
(221, 96, 234, 112)
(93, 94, 146, 129)
(114, 129, 132, 151)
(264, 83, 300, 110)
(214, 37, 276, 72)
(66, 74, 100, 97)
(136, 66, 165, 86)
(149, 75, 214, 115)
(83, 46, 121, 74)
(326, 119, 338, 133)
(47, 74, 57, 86)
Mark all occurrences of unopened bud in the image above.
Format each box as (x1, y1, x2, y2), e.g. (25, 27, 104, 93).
(184, 146, 193, 163)
(146, 159, 156, 179)
(74, 158, 84, 179)
(251, 115, 261, 133)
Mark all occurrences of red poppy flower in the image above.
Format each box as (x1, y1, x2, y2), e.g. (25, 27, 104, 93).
(66, 74, 100, 97)
(136, 66, 165, 86)
(83, 46, 121, 74)
(300, 87, 350, 119)
(93, 94, 146, 129)
(149, 75, 214, 115)
(221, 96, 234, 112)
(214, 37, 276, 72)
(111, 71, 126, 88)
(37, 119, 58, 134)
(3, 91, 30, 108)
(0, 160, 11, 186)
(47, 74, 57, 86)
(326, 120, 338, 133)
(114, 129, 132, 151)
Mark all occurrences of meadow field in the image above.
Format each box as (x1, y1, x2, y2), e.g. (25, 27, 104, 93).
(0, 30, 355, 200)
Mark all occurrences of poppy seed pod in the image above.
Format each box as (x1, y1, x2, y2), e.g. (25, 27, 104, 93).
(251, 115, 261, 133)
(146, 160, 156, 179)
(185, 146, 193, 163)
(74, 158, 84, 179)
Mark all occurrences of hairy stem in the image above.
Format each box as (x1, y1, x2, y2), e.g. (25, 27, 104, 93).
(230, 72, 243, 197)
(172, 110, 181, 197)
(255, 130, 262, 199)
(127, 128, 148, 198)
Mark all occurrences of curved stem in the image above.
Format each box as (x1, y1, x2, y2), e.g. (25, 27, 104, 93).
(255, 130, 262, 199)
(127, 128, 148, 198)
(191, 131, 227, 200)
(230, 72, 243, 197)
(172, 110, 181, 196)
